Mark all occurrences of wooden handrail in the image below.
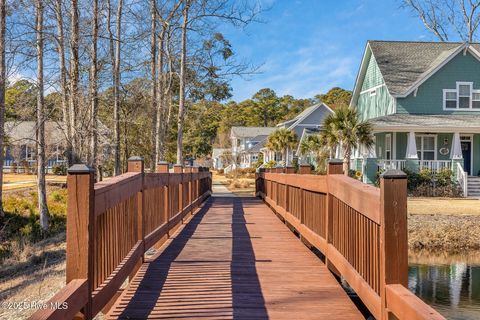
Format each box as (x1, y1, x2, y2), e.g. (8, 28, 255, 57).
(30, 157, 212, 320)
(256, 162, 445, 320)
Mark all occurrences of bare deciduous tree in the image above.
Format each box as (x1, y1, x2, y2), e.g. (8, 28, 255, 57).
(402, 0, 480, 42)
(36, 0, 49, 231)
(0, 0, 5, 217)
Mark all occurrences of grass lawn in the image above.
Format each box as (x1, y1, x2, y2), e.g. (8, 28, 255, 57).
(408, 197, 480, 215)
(3, 174, 67, 191)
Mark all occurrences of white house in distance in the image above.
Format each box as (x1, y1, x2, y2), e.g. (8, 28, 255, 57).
(261, 103, 333, 165)
(230, 126, 277, 168)
(215, 103, 333, 170)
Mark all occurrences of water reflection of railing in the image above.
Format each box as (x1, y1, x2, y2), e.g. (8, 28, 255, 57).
(408, 262, 480, 320)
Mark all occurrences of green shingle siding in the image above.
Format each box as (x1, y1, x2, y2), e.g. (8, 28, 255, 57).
(396, 52, 480, 115)
(361, 54, 384, 91)
(358, 85, 395, 121)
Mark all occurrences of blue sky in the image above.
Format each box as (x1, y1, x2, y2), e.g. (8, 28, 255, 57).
(223, 0, 432, 101)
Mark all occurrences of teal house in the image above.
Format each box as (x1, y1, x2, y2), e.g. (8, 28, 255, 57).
(350, 41, 480, 196)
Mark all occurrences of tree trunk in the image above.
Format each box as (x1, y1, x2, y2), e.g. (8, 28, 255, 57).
(150, 0, 157, 171)
(54, 0, 71, 166)
(176, 1, 190, 165)
(0, 0, 5, 217)
(155, 26, 165, 166)
(90, 0, 99, 179)
(36, 0, 49, 231)
(108, 0, 122, 175)
(343, 145, 351, 176)
(69, 0, 79, 162)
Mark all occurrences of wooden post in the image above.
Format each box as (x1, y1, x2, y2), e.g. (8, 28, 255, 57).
(325, 160, 343, 277)
(285, 166, 295, 174)
(156, 161, 169, 173)
(173, 165, 183, 216)
(192, 166, 199, 206)
(157, 161, 170, 236)
(379, 170, 408, 320)
(184, 166, 193, 214)
(298, 164, 311, 174)
(127, 156, 145, 278)
(327, 159, 343, 175)
(127, 156, 144, 173)
(66, 164, 95, 319)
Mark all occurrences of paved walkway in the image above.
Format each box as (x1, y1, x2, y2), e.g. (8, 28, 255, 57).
(107, 188, 363, 319)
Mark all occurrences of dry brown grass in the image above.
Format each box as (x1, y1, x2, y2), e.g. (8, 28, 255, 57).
(408, 197, 480, 215)
(3, 174, 67, 192)
(409, 214, 480, 252)
(0, 233, 66, 320)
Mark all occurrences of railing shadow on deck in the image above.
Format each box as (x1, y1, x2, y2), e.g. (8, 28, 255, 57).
(231, 197, 268, 320)
(115, 199, 214, 319)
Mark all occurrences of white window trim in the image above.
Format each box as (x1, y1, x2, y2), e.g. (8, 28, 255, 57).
(385, 134, 392, 160)
(416, 134, 437, 161)
(443, 81, 480, 110)
(457, 81, 473, 109)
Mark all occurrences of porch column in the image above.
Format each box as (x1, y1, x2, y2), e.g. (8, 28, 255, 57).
(405, 131, 419, 172)
(451, 132, 464, 178)
(363, 143, 377, 185)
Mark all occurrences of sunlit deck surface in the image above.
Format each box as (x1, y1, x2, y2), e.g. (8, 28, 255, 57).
(107, 191, 363, 319)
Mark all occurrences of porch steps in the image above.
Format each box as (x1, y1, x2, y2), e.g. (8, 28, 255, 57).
(467, 176, 480, 197)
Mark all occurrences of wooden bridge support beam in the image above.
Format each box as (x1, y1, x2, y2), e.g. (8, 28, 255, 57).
(157, 161, 170, 238)
(173, 165, 183, 221)
(66, 164, 95, 320)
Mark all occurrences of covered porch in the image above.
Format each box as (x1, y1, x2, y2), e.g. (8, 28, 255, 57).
(354, 114, 480, 196)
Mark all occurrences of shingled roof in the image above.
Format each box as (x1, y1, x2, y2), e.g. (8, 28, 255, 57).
(230, 126, 277, 138)
(360, 41, 480, 97)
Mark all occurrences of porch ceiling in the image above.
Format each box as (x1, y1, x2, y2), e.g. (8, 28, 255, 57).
(369, 114, 480, 133)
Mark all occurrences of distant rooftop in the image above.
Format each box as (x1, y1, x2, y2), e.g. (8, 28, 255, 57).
(230, 126, 276, 138)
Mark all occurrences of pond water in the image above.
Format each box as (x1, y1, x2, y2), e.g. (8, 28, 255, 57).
(409, 251, 480, 320)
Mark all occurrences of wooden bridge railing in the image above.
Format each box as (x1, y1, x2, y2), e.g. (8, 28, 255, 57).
(30, 157, 212, 320)
(256, 161, 445, 320)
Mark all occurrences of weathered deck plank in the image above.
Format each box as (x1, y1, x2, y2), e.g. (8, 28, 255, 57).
(106, 195, 363, 319)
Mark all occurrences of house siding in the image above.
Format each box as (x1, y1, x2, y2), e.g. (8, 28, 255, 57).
(474, 134, 480, 175)
(396, 52, 480, 114)
(358, 85, 396, 121)
(361, 54, 384, 90)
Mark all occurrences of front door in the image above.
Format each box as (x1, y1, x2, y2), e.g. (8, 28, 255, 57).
(461, 140, 472, 175)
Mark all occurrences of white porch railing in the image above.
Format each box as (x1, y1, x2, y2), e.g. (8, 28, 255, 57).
(378, 160, 452, 173)
(456, 162, 468, 197)
(419, 160, 452, 172)
(379, 160, 407, 170)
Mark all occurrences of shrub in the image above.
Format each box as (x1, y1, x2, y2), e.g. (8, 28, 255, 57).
(52, 164, 67, 175)
(264, 160, 276, 168)
(402, 168, 461, 197)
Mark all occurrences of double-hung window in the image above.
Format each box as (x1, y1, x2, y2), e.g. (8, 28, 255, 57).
(416, 135, 436, 161)
(443, 82, 480, 110)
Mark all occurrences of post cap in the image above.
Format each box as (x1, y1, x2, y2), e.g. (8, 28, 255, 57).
(128, 156, 144, 161)
(381, 169, 407, 179)
(157, 161, 169, 165)
(173, 164, 183, 167)
(328, 159, 343, 164)
(68, 164, 94, 174)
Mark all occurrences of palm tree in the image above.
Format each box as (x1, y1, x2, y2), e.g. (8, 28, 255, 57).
(266, 128, 297, 166)
(320, 106, 373, 175)
(299, 134, 329, 171)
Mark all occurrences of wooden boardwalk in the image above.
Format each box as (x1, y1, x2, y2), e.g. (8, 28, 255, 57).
(107, 192, 363, 319)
